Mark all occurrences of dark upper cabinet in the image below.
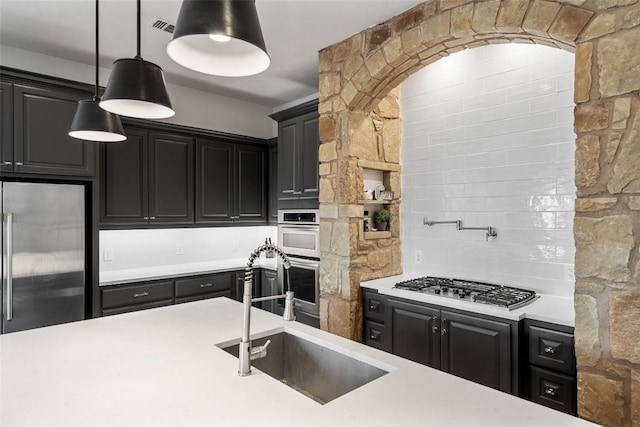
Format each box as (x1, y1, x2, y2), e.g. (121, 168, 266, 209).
(2, 84, 95, 177)
(267, 138, 278, 223)
(0, 83, 12, 173)
(148, 132, 194, 224)
(100, 129, 148, 226)
(196, 138, 266, 224)
(100, 128, 194, 227)
(271, 100, 319, 209)
(441, 310, 512, 393)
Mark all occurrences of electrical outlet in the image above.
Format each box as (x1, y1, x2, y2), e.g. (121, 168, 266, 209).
(232, 240, 239, 252)
(415, 250, 423, 264)
(565, 265, 575, 281)
(103, 248, 114, 262)
(176, 243, 184, 255)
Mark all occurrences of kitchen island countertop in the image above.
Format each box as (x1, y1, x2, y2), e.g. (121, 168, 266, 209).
(0, 298, 592, 426)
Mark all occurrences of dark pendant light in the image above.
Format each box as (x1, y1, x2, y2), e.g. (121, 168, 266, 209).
(100, 0, 174, 119)
(69, 0, 126, 142)
(166, 0, 270, 77)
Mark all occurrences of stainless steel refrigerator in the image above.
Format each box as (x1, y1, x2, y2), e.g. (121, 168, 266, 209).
(1, 182, 85, 334)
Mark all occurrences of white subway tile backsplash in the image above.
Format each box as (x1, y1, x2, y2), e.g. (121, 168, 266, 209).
(400, 44, 575, 298)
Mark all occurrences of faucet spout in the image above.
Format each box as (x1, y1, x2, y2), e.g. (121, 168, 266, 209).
(239, 240, 294, 376)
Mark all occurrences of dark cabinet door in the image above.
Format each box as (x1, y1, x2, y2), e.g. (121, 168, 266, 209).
(196, 138, 234, 223)
(277, 118, 297, 200)
(268, 140, 278, 223)
(261, 269, 278, 313)
(387, 299, 440, 368)
(299, 112, 319, 199)
(441, 310, 512, 393)
(0, 83, 13, 173)
(100, 129, 149, 226)
(13, 84, 95, 176)
(236, 143, 266, 223)
(148, 132, 194, 224)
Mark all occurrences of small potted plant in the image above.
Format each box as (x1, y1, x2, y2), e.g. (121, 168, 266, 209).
(374, 208, 390, 231)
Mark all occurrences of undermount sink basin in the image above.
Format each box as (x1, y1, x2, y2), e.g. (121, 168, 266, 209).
(219, 332, 389, 405)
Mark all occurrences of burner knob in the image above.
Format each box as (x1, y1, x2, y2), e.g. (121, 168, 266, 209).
(442, 287, 448, 293)
(452, 289, 459, 294)
(459, 293, 466, 299)
(434, 289, 441, 295)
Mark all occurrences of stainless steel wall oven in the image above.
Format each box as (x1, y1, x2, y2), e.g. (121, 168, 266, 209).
(277, 210, 320, 327)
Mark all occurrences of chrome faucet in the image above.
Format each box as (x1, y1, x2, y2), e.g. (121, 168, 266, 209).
(238, 240, 294, 376)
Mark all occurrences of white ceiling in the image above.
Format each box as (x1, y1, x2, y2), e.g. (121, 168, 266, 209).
(0, 0, 423, 107)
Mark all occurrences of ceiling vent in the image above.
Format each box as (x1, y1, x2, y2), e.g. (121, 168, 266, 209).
(150, 18, 175, 34)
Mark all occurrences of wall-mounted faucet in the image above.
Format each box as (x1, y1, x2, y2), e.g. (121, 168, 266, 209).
(238, 240, 294, 376)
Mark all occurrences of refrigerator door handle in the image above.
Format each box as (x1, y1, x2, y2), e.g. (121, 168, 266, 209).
(5, 212, 13, 321)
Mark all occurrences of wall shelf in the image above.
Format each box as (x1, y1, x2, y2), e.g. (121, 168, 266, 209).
(362, 230, 391, 240)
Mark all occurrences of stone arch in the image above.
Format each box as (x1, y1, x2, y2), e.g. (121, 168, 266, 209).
(318, 1, 640, 425)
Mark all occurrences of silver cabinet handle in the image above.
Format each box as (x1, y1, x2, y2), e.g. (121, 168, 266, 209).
(150, 217, 156, 220)
(133, 292, 149, 298)
(5, 213, 13, 321)
(143, 216, 149, 220)
(200, 283, 213, 288)
(544, 346, 556, 354)
(431, 316, 439, 334)
(545, 387, 556, 396)
(441, 318, 447, 335)
(14, 162, 23, 166)
(1, 161, 12, 166)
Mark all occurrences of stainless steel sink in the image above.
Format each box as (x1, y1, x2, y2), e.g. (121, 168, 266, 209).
(220, 332, 389, 404)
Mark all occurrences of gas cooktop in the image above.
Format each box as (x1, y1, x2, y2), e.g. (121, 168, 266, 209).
(393, 277, 537, 310)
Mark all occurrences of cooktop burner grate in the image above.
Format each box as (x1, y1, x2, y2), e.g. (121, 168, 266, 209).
(393, 276, 537, 310)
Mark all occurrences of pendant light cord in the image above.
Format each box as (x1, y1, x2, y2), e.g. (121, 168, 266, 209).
(94, 0, 100, 99)
(136, 0, 141, 59)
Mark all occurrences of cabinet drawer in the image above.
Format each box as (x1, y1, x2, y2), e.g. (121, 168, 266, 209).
(102, 281, 174, 309)
(528, 324, 575, 375)
(175, 273, 233, 298)
(530, 366, 576, 415)
(363, 290, 386, 323)
(364, 320, 388, 352)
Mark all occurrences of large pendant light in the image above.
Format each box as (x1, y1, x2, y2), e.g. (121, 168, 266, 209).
(69, 0, 126, 142)
(100, 0, 174, 119)
(166, 0, 270, 77)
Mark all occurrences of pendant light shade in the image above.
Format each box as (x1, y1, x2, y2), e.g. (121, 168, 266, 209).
(69, 0, 126, 142)
(100, 0, 174, 119)
(100, 58, 174, 119)
(69, 99, 126, 142)
(167, 0, 270, 77)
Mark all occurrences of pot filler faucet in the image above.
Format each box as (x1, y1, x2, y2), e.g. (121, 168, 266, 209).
(239, 239, 294, 376)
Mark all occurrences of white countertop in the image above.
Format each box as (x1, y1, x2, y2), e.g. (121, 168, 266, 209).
(100, 257, 278, 286)
(361, 274, 575, 327)
(0, 298, 591, 426)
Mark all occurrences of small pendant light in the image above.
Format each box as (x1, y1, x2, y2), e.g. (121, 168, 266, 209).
(166, 0, 270, 77)
(69, 0, 126, 142)
(100, 0, 174, 119)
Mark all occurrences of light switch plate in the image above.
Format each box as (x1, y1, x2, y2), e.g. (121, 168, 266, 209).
(103, 248, 114, 262)
(176, 243, 184, 255)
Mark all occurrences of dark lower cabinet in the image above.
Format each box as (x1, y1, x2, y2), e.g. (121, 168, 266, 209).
(524, 319, 577, 415)
(260, 269, 279, 313)
(100, 127, 194, 227)
(441, 310, 511, 393)
(364, 290, 518, 395)
(2, 83, 95, 177)
(387, 299, 440, 368)
(101, 270, 246, 316)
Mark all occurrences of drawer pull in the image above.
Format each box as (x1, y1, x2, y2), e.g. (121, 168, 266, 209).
(133, 292, 150, 298)
(369, 300, 381, 313)
(432, 316, 439, 334)
(544, 346, 556, 354)
(200, 283, 213, 288)
(544, 387, 557, 397)
(370, 333, 378, 341)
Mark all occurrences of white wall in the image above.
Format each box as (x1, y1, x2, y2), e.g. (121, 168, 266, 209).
(0, 45, 275, 139)
(400, 44, 576, 297)
(100, 227, 277, 272)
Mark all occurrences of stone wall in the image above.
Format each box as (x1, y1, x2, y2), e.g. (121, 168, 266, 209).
(318, 0, 640, 425)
